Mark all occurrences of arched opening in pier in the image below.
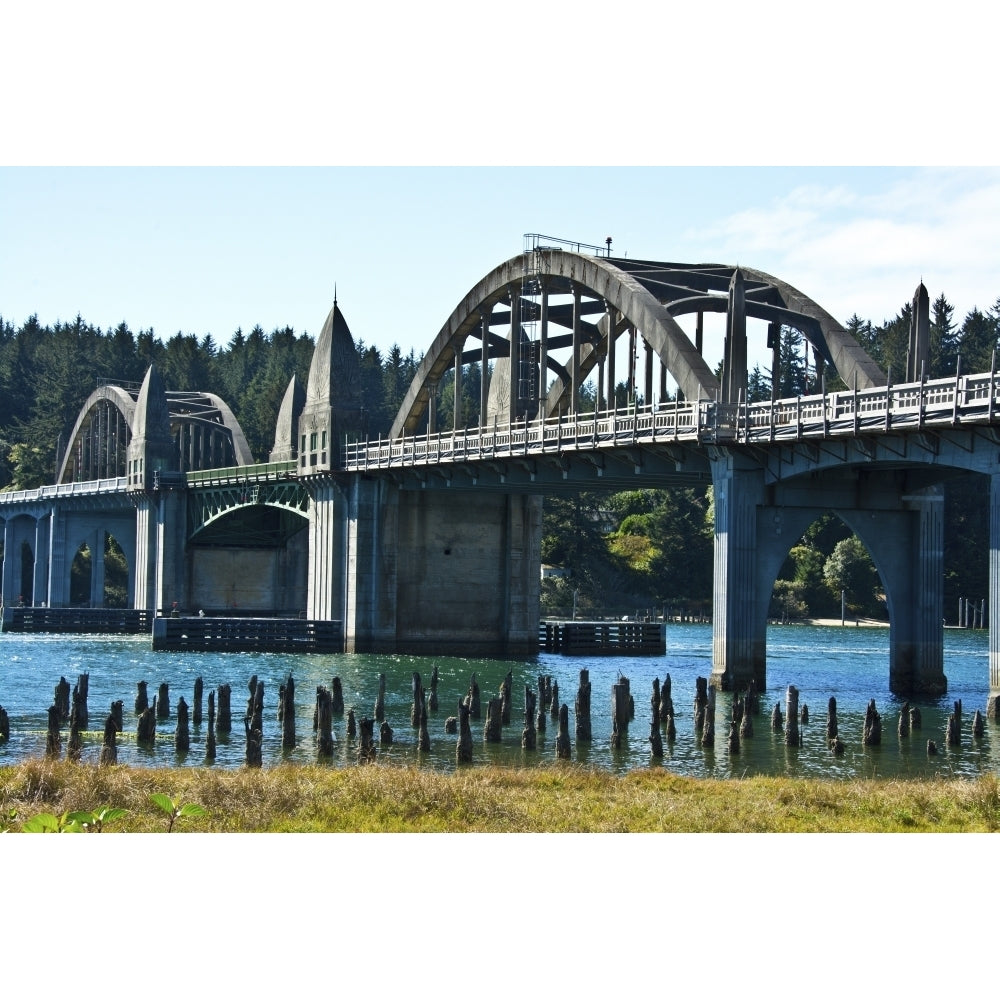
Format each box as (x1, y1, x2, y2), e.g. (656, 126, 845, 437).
(19, 541, 33, 606)
(769, 514, 885, 625)
(186, 505, 309, 615)
(68, 534, 130, 608)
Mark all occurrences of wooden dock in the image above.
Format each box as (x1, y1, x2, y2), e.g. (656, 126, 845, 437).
(540, 619, 665, 656)
(2, 606, 152, 634)
(152, 616, 342, 653)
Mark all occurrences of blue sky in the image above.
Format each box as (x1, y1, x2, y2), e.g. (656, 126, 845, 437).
(3, 166, 999, 382)
(5, 4, 999, 384)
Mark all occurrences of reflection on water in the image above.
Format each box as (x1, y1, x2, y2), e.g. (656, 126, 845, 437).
(0, 623, 995, 779)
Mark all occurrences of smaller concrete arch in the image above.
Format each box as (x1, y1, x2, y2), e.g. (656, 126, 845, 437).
(56, 384, 138, 484)
(58, 369, 255, 486)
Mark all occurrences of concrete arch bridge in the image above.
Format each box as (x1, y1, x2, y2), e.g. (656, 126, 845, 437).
(3, 237, 1000, 713)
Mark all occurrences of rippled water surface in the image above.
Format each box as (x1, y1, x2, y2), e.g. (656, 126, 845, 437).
(0, 622, 994, 779)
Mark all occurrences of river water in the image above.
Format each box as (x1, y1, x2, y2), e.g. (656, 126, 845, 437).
(1, 621, 995, 780)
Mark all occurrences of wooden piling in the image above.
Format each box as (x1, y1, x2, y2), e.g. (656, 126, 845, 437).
(826, 696, 838, 741)
(193, 677, 203, 727)
(863, 699, 881, 746)
(660, 673, 674, 721)
(281, 673, 295, 749)
(134, 680, 148, 716)
(136, 706, 156, 748)
(665, 712, 676, 741)
(909, 706, 922, 730)
(973, 709, 984, 739)
(500, 670, 513, 725)
(217, 683, 232, 733)
(550, 680, 560, 720)
(522, 685, 537, 750)
(99, 713, 117, 766)
(465, 673, 481, 718)
(612, 675, 630, 749)
(771, 703, 783, 732)
(651, 678, 661, 727)
(701, 687, 715, 748)
(694, 676, 708, 731)
(445, 715, 458, 735)
(727, 719, 740, 755)
(484, 697, 503, 743)
(157, 682, 169, 719)
(46, 704, 61, 758)
(784, 686, 799, 747)
(575, 668, 591, 741)
(73, 672, 89, 728)
(175, 696, 190, 753)
(428, 665, 439, 712)
(379, 720, 394, 745)
(411, 672, 423, 727)
(347, 708, 357, 738)
(0, 705, 8, 742)
(536, 675, 546, 733)
(457, 700, 473, 763)
(245, 678, 264, 768)
(556, 704, 571, 759)
(110, 699, 123, 733)
(206, 690, 216, 762)
(739, 691, 753, 738)
(650, 718, 664, 758)
(357, 718, 376, 763)
(374, 673, 386, 722)
(316, 686, 334, 758)
(898, 701, 910, 737)
(418, 693, 430, 751)
(54, 676, 70, 722)
(67, 697, 82, 760)
(331, 677, 345, 715)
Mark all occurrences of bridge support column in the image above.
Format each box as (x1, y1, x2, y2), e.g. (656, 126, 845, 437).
(47, 505, 69, 608)
(709, 452, 767, 692)
(134, 498, 157, 611)
(343, 477, 398, 653)
(90, 527, 106, 608)
(33, 514, 49, 606)
(340, 478, 541, 656)
(132, 488, 187, 613)
(988, 475, 1000, 718)
(307, 480, 345, 624)
(1, 518, 14, 605)
(840, 489, 946, 697)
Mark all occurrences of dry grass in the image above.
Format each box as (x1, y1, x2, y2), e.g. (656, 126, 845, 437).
(2, 758, 999, 832)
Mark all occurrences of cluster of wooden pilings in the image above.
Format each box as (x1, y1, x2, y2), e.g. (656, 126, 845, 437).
(7, 666, 993, 771)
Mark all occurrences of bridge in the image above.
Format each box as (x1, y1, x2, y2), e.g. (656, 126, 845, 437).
(3, 236, 1000, 713)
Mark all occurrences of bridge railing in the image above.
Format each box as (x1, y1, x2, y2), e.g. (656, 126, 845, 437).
(343, 369, 1000, 471)
(343, 401, 705, 469)
(732, 369, 1000, 443)
(0, 476, 129, 506)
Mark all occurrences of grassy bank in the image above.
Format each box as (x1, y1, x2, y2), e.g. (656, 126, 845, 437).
(2, 758, 999, 832)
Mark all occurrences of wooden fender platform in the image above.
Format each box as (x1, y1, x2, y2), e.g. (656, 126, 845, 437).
(2, 606, 152, 634)
(540, 620, 665, 656)
(152, 616, 342, 653)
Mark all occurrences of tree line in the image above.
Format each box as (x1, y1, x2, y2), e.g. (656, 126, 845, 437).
(1, 288, 998, 621)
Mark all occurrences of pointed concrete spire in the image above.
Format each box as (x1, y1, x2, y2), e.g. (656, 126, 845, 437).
(127, 364, 176, 489)
(269, 373, 306, 462)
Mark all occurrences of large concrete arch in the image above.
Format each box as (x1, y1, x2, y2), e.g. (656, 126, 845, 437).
(390, 250, 886, 438)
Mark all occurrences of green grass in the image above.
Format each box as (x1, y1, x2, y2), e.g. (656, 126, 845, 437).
(2, 758, 999, 832)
